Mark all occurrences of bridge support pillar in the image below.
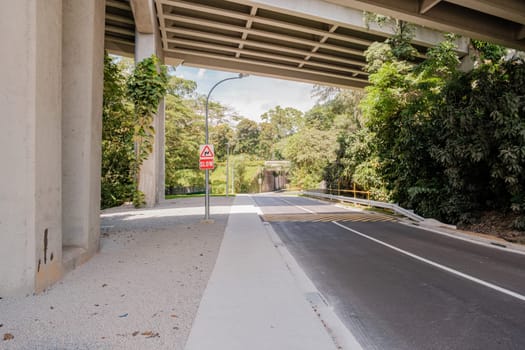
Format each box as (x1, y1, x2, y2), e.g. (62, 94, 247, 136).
(134, 1, 165, 207)
(61, 0, 106, 267)
(0, 0, 105, 296)
(0, 0, 63, 296)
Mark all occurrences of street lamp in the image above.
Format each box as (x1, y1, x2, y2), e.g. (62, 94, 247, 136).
(204, 73, 249, 220)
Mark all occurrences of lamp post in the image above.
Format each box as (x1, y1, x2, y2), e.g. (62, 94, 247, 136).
(204, 73, 248, 220)
(225, 142, 229, 197)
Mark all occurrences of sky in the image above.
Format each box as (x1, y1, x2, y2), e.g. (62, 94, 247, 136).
(172, 65, 319, 122)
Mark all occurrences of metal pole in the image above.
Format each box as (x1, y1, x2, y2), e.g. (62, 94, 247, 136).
(204, 74, 248, 220)
(231, 161, 235, 194)
(226, 142, 229, 197)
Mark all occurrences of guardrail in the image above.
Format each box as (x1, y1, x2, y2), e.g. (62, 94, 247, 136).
(329, 188, 371, 200)
(302, 190, 425, 222)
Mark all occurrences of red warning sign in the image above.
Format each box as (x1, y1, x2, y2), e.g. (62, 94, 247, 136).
(199, 144, 214, 170)
(199, 144, 214, 159)
(199, 159, 214, 170)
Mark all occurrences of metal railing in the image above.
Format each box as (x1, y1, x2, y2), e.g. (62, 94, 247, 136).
(303, 190, 425, 223)
(332, 188, 370, 200)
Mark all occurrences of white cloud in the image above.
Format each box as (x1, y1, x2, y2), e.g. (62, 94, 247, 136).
(174, 66, 320, 121)
(197, 68, 207, 78)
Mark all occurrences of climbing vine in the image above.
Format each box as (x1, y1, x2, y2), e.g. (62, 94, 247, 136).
(127, 54, 169, 207)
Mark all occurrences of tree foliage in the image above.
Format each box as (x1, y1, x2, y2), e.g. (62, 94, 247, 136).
(127, 55, 169, 206)
(280, 128, 337, 189)
(101, 53, 168, 208)
(164, 80, 203, 189)
(101, 53, 135, 208)
(352, 19, 525, 229)
(429, 58, 525, 225)
(235, 118, 260, 154)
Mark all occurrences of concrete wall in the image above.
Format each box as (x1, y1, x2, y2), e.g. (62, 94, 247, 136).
(0, 0, 63, 296)
(62, 0, 105, 261)
(0, 0, 105, 296)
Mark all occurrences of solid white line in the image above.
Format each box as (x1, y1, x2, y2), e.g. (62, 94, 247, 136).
(332, 221, 525, 302)
(398, 221, 525, 257)
(288, 194, 525, 256)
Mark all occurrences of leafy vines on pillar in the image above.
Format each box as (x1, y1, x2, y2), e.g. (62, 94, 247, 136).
(127, 54, 169, 207)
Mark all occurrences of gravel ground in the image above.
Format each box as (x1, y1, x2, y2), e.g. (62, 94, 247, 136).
(0, 197, 233, 350)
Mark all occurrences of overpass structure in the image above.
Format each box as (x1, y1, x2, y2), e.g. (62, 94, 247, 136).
(0, 0, 523, 296)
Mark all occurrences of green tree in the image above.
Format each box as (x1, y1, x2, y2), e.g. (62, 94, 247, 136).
(210, 123, 234, 161)
(259, 106, 303, 159)
(235, 118, 260, 154)
(164, 76, 204, 189)
(360, 32, 460, 217)
(260, 106, 303, 139)
(470, 40, 507, 63)
(167, 76, 197, 97)
(101, 52, 135, 208)
(430, 57, 525, 226)
(279, 128, 337, 189)
(258, 121, 275, 160)
(303, 104, 335, 131)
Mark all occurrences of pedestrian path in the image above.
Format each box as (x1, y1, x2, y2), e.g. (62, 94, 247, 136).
(184, 195, 338, 350)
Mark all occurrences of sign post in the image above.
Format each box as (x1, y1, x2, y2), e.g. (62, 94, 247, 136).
(203, 74, 249, 221)
(199, 144, 215, 170)
(200, 144, 214, 220)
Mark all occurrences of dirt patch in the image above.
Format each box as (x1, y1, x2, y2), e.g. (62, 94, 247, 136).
(0, 197, 234, 350)
(459, 211, 525, 244)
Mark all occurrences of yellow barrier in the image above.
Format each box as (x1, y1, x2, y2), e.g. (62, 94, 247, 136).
(327, 186, 370, 200)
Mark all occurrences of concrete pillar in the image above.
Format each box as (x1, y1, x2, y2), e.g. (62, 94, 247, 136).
(0, 0, 63, 296)
(61, 0, 105, 267)
(134, 1, 165, 207)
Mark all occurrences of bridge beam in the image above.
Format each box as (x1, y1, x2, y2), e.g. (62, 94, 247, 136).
(324, 0, 525, 51)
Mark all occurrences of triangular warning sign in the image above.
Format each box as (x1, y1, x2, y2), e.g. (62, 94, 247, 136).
(200, 144, 214, 159)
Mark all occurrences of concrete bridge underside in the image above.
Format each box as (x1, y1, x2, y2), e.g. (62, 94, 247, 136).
(106, 0, 525, 89)
(1, 0, 523, 296)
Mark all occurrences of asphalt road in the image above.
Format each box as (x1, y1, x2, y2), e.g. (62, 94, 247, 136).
(254, 193, 525, 350)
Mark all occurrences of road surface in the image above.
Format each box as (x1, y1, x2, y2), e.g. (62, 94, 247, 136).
(254, 193, 525, 350)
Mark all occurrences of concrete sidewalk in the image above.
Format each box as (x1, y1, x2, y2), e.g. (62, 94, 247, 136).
(185, 195, 341, 350)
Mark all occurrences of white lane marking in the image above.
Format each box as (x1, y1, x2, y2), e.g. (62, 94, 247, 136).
(285, 195, 525, 256)
(332, 221, 525, 302)
(398, 221, 525, 257)
(279, 197, 317, 214)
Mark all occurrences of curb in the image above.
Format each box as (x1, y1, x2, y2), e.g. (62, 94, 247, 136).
(262, 221, 363, 350)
